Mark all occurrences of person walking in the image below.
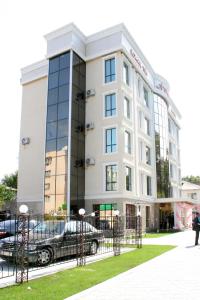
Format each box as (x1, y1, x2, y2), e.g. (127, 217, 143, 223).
(192, 212, 200, 245)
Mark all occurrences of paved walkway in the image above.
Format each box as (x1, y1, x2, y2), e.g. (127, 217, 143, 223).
(65, 230, 200, 300)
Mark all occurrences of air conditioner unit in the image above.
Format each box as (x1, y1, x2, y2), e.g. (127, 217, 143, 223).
(21, 137, 30, 145)
(86, 158, 95, 166)
(86, 89, 95, 97)
(86, 122, 95, 130)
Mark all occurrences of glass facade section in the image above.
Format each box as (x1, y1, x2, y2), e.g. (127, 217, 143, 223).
(125, 166, 132, 191)
(44, 51, 86, 215)
(143, 87, 149, 107)
(70, 52, 86, 212)
(146, 146, 151, 165)
(106, 165, 117, 191)
(146, 176, 152, 196)
(105, 128, 116, 153)
(105, 93, 116, 117)
(123, 62, 129, 85)
(105, 58, 115, 83)
(124, 97, 130, 119)
(125, 130, 131, 154)
(154, 94, 170, 198)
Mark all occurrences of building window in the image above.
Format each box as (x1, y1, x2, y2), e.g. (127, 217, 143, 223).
(144, 117, 150, 135)
(45, 157, 52, 166)
(137, 78, 141, 97)
(105, 128, 117, 153)
(106, 165, 117, 191)
(45, 183, 50, 190)
(124, 97, 130, 119)
(147, 176, 152, 196)
(146, 146, 151, 165)
(125, 130, 131, 154)
(125, 166, 132, 191)
(139, 141, 143, 162)
(105, 93, 116, 117)
(146, 206, 150, 228)
(143, 87, 149, 107)
(123, 62, 129, 85)
(140, 173, 144, 194)
(139, 111, 142, 129)
(126, 204, 135, 229)
(45, 170, 51, 177)
(105, 58, 115, 83)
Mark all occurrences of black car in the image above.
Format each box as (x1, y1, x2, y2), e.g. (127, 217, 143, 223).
(0, 220, 103, 266)
(0, 219, 38, 239)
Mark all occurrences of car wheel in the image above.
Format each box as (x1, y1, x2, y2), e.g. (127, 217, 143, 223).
(89, 241, 98, 255)
(37, 248, 52, 266)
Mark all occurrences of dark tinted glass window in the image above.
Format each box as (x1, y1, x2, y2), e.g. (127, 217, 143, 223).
(49, 57, 59, 73)
(106, 128, 116, 153)
(59, 85, 69, 102)
(57, 119, 68, 138)
(47, 105, 57, 122)
(60, 53, 70, 69)
(57, 137, 68, 151)
(105, 58, 115, 83)
(59, 68, 70, 86)
(48, 88, 58, 105)
(49, 72, 59, 89)
(46, 139, 56, 152)
(47, 122, 57, 140)
(58, 102, 69, 120)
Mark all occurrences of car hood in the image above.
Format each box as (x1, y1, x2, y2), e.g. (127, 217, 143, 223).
(0, 232, 61, 245)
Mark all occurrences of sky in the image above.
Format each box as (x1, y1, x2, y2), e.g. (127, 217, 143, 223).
(0, 0, 199, 180)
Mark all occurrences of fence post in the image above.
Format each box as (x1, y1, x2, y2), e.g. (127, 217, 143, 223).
(77, 209, 86, 266)
(113, 210, 121, 256)
(135, 215, 142, 248)
(16, 205, 29, 284)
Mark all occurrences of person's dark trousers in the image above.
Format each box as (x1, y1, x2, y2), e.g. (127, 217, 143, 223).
(195, 230, 199, 245)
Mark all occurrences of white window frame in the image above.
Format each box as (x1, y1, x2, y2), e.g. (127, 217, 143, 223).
(103, 162, 118, 192)
(103, 125, 118, 155)
(103, 90, 118, 119)
(103, 54, 117, 86)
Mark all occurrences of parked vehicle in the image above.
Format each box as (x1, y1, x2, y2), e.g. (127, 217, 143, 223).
(0, 220, 103, 266)
(0, 219, 38, 240)
(0, 210, 11, 222)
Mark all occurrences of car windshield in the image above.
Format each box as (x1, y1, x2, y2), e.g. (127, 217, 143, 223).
(64, 221, 98, 233)
(0, 220, 17, 231)
(33, 221, 65, 234)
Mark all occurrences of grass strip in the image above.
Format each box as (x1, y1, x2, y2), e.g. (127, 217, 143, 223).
(143, 233, 175, 238)
(0, 245, 175, 300)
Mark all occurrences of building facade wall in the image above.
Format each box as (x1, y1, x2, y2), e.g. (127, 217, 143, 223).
(17, 77, 48, 214)
(18, 23, 182, 227)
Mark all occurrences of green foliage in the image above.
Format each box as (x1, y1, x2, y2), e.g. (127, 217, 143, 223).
(1, 171, 18, 189)
(182, 175, 200, 185)
(0, 245, 175, 300)
(0, 185, 16, 207)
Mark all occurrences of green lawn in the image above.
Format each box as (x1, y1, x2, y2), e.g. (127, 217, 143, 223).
(0, 245, 175, 300)
(143, 233, 175, 238)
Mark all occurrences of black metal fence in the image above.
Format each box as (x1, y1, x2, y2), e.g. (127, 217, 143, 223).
(0, 214, 142, 284)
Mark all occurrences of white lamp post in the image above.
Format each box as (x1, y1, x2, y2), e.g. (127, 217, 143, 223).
(19, 204, 29, 214)
(113, 209, 120, 217)
(79, 208, 86, 216)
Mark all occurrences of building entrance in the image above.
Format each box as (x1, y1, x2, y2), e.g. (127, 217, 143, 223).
(159, 203, 174, 229)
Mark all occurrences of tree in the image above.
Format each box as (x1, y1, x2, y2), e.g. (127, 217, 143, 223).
(0, 185, 16, 208)
(1, 171, 18, 189)
(182, 175, 200, 186)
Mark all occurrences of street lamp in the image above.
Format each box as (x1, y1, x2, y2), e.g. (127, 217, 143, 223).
(113, 209, 120, 217)
(79, 208, 85, 216)
(19, 204, 29, 214)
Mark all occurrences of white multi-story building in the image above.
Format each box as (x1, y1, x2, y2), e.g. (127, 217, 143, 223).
(18, 23, 185, 230)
